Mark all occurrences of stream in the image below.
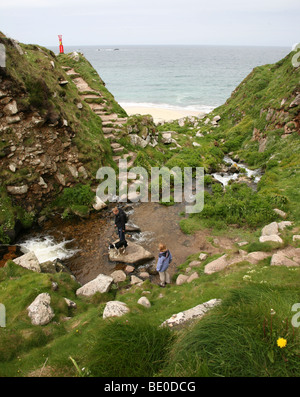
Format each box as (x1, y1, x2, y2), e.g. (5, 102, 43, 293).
(2, 156, 262, 285)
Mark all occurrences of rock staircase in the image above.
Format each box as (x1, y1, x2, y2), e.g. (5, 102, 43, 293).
(63, 67, 137, 168)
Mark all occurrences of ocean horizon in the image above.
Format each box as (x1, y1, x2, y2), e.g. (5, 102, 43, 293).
(48, 44, 290, 113)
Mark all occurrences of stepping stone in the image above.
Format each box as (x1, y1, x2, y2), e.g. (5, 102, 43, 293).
(113, 147, 124, 153)
(111, 142, 122, 149)
(108, 241, 154, 265)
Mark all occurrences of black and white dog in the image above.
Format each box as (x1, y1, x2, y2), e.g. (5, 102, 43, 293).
(108, 240, 128, 256)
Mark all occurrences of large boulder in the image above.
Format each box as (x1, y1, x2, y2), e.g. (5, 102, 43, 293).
(27, 293, 54, 326)
(13, 252, 41, 273)
(103, 301, 130, 319)
(76, 274, 113, 297)
(161, 299, 222, 328)
(271, 252, 299, 267)
(108, 241, 154, 265)
(259, 235, 283, 244)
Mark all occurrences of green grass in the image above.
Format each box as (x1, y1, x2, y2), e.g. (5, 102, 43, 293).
(0, 257, 299, 377)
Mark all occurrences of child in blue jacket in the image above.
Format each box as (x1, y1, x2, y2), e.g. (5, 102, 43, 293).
(156, 243, 172, 287)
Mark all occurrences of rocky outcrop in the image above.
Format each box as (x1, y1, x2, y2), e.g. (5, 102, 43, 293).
(12, 252, 41, 273)
(161, 299, 222, 328)
(27, 293, 55, 326)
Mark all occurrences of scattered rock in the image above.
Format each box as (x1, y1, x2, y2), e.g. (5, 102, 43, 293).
(130, 275, 143, 285)
(278, 221, 292, 230)
(103, 301, 130, 319)
(27, 293, 54, 326)
(271, 252, 299, 267)
(293, 235, 300, 242)
(93, 196, 107, 211)
(7, 184, 28, 195)
(161, 299, 222, 328)
(64, 298, 77, 308)
(3, 100, 18, 116)
(273, 208, 287, 218)
(137, 297, 151, 308)
(204, 254, 228, 275)
(12, 252, 41, 273)
(199, 253, 208, 261)
(187, 272, 199, 283)
(125, 265, 135, 274)
(110, 270, 127, 283)
(259, 235, 283, 244)
(289, 94, 300, 108)
(76, 274, 113, 297)
(261, 222, 279, 236)
(176, 274, 189, 285)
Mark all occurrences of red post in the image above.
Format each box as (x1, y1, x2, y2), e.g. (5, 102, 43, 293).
(58, 35, 64, 54)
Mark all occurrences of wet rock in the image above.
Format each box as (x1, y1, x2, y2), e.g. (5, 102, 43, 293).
(27, 293, 55, 326)
(103, 300, 130, 319)
(108, 241, 154, 265)
(76, 274, 113, 297)
(93, 196, 107, 211)
(12, 251, 41, 273)
(160, 299, 222, 328)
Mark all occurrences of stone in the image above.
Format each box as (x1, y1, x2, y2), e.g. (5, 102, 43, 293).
(199, 253, 208, 261)
(130, 134, 148, 148)
(278, 221, 292, 230)
(176, 274, 189, 285)
(55, 172, 66, 186)
(137, 297, 151, 308)
(3, 100, 18, 116)
(273, 208, 287, 218)
(109, 241, 154, 265)
(212, 115, 221, 123)
(6, 184, 28, 195)
(204, 254, 228, 275)
(130, 275, 144, 285)
(192, 142, 201, 147)
(64, 298, 77, 308)
(187, 272, 199, 283)
(237, 241, 248, 247)
(244, 251, 271, 264)
(13, 252, 41, 273)
(161, 299, 222, 328)
(259, 235, 283, 244)
(289, 94, 300, 108)
(103, 301, 130, 319)
(125, 265, 135, 274)
(78, 166, 88, 179)
(139, 271, 150, 279)
(293, 235, 300, 242)
(39, 260, 57, 274)
(271, 252, 299, 267)
(93, 196, 107, 211)
(67, 164, 78, 178)
(8, 163, 16, 173)
(261, 222, 279, 236)
(52, 282, 59, 291)
(76, 274, 113, 297)
(189, 260, 201, 267)
(27, 293, 55, 326)
(110, 270, 127, 283)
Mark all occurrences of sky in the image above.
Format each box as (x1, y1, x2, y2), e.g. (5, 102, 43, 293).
(0, 0, 299, 47)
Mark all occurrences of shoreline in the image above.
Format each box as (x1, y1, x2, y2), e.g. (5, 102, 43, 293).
(121, 104, 209, 123)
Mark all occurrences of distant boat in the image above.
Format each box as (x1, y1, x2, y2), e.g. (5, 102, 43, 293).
(114, 48, 119, 51)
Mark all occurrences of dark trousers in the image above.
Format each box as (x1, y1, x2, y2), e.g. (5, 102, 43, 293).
(118, 228, 126, 242)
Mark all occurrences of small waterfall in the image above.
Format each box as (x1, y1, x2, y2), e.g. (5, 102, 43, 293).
(19, 235, 79, 264)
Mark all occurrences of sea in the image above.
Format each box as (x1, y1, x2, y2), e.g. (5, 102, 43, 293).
(49, 44, 290, 113)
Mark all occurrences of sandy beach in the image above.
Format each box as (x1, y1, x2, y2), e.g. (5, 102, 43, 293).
(121, 105, 207, 123)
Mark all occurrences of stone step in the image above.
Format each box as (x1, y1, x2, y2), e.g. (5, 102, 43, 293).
(111, 142, 122, 149)
(103, 127, 122, 134)
(105, 134, 116, 140)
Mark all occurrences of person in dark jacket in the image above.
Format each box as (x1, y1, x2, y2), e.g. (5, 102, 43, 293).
(156, 243, 172, 287)
(112, 207, 127, 242)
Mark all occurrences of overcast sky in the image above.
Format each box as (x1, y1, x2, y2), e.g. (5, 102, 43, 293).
(0, 0, 299, 47)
